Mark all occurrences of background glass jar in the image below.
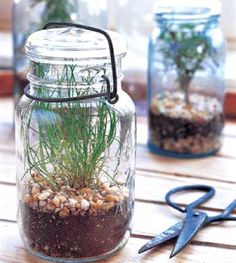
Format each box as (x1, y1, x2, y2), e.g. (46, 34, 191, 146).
(15, 25, 136, 262)
(148, 0, 225, 158)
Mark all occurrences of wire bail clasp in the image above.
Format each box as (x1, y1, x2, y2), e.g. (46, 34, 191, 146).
(24, 22, 119, 104)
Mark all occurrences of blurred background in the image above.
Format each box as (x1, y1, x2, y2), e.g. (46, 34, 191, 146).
(0, 0, 236, 118)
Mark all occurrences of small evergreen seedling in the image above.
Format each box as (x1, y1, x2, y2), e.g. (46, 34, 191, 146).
(159, 23, 218, 104)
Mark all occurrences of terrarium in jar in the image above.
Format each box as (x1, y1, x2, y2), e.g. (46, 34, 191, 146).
(15, 23, 136, 262)
(148, 0, 225, 158)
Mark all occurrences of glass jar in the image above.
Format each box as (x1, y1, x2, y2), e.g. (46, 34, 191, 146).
(15, 24, 136, 262)
(148, 0, 225, 158)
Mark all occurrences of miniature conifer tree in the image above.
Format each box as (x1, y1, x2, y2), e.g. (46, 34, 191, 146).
(159, 24, 218, 104)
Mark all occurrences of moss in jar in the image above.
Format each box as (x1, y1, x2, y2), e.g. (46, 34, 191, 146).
(19, 63, 134, 259)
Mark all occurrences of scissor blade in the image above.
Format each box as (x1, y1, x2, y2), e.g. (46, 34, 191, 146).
(138, 222, 182, 254)
(170, 211, 208, 258)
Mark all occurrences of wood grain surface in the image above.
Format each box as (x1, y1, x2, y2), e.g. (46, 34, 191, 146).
(0, 97, 236, 263)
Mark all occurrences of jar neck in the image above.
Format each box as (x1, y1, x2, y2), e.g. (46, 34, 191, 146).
(27, 60, 123, 99)
(155, 14, 220, 30)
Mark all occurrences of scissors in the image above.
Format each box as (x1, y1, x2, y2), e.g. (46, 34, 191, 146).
(138, 185, 236, 258)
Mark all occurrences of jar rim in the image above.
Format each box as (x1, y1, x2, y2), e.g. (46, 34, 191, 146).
(154, 0, 221, 21)
(25, 27, 127, 65)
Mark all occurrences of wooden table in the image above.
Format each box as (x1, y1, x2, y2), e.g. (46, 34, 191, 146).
(0, 97, 236, 263)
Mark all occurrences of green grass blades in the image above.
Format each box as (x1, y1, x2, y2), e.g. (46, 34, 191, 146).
(22, 63, 120, 191)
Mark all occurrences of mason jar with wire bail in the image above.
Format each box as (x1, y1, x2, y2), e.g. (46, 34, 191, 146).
(15, 23, 136, 262)
(148, 0, 225, 158)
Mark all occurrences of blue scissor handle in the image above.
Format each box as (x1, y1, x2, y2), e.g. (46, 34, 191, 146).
(165, 185, 215, 213)
(207, 199, 236, 223)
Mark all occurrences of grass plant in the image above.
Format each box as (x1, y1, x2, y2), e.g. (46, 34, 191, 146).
(21, 63, 120, 191)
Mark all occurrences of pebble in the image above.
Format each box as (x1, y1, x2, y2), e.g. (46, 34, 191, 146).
(94, 193, 103, 200)
(76, 203, 81, 209)
(100, 190, 107, 196)
(47, 203, 56, 211)
(116, 179, 125, 185)
(80, 188, 91, 195)
(165, 101, 175, 109)
(102, 202, 114, 211)
(32, 187, 40, 195)
(32, 193, 40, 201)
(58, 195, 67, 203)
(121, 188, 129, 198)
(102, 182, 110, 190)
(69, 198, 78, 207)
(24, 176, 131, 216)
(23, 194, 32, 204)
(109, 186, 119, 194)
(105, 194, 120, 203)
(96, 200, 103, 207)
(39, 200, 47, 207)
(81, 199, 90, 210)
(64, 202, 70, 208)
(38, 191, 51, 200)
(55, 208, 61, 213)
(162, 135, 220, 154)
(52, 197, 60, 208)
(59, 207, 70, 218)
(151, 91, 223, 121)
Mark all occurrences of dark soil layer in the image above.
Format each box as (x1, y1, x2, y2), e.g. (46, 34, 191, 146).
(149, 111, 224, 153)
(149, 111, 224, 140)
(20, 201, 133, 258)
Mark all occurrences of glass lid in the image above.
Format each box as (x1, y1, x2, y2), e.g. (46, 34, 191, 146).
(25, 27, 127, 64)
